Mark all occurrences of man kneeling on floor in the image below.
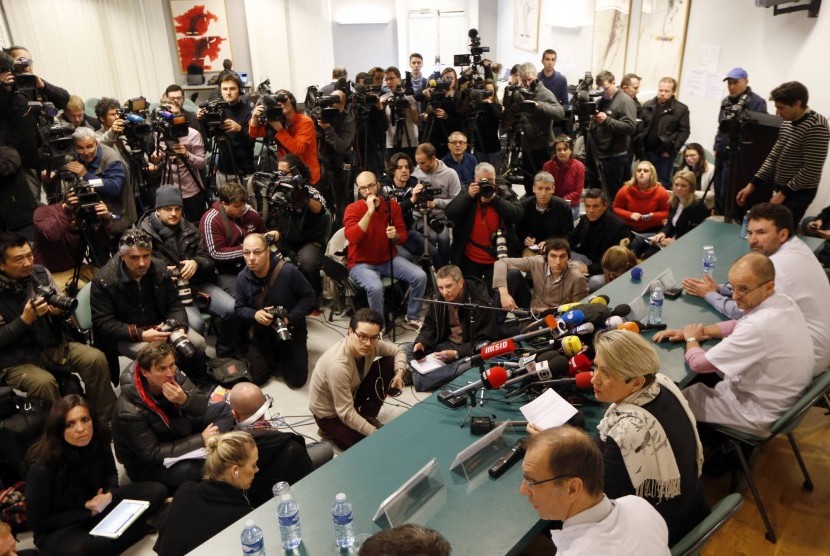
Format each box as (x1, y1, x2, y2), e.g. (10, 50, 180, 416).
(308, 308, 407, 450)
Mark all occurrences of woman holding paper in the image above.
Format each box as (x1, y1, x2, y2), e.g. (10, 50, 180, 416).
(155, 431, 258, 556)
(527, 330, 707, 545)
(25, 395, 166, 556)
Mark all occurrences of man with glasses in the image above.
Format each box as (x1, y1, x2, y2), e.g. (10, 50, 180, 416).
(163, 84, 200, 131)
(441, 131, 477, 185)
(654, 253, 813, 435)
(235, 233, 314, 387)
(308, 308, 407, 450)
(344, 171, 427, 331)
(380, 67, 420, 160)
(681, 203, 830, 375)
(413, 142, 461, 266)
(521, 426, 670, 553)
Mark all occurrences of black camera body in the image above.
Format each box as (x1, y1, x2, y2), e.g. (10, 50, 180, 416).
(468, 87, 493, 103)
(265, 306, 291, 341)
(454, 28, 490, 67)
(568, 72, 602, 121)
(477, 178, 496, 199)
(153, 110, 189, 142)
(11, 58, 37, 91)
(156, 319, 197, 359)
(68, 178, 104, 225)
(33, 285, 78, 312)
(200, 98, 231, 135)
(254, 170, 309, 216)
(169, 265, 194, 306)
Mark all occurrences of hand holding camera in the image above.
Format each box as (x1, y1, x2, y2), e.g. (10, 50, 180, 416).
(263, 306, 292, 341)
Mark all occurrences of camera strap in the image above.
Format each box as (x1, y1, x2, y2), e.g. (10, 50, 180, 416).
(255, 258, 285, 309)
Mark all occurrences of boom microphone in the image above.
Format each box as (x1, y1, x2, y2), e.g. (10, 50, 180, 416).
(457, 339, 517, 366)
(537, 371, 594, 390)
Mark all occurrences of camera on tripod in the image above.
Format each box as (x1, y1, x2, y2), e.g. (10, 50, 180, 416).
(453, 28, 490, 67)
(253, 170, 308, 215)
(719, 93, 752, 136)
(305, 86, 341, 124)
(66, 178, 104, 225)
(568, 72, 602, 121)
(152, 109, 189, 142)
(264, 306, 291, 341)
(415, 180, 452, 233)
(32, 285, 78, 312)
(156, 319, 197, 359)
(353, 84, 382, 108)
(200, 97, 231, 134)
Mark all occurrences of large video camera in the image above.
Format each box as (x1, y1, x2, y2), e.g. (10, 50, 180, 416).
(115, 97, 152, 150)
(453, 28, 490, 68)
(66, 177, 104, 227)
(9, 57, 38, 92)
(252, 169, 309, 216)
(152, 109, 190, 142)
(33, 285, 78, 312)
(32, 102, 77, 171)
(305, 86, 341, 124)
(254, 79, 286, 126)
(719, 92, 752, 137)
(568, 72, 603, 121)
(200, 97, 231, 136)
(415, 180, 452, 233)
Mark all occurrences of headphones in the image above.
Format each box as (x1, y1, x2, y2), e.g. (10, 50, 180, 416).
(235, 394, 274, 428)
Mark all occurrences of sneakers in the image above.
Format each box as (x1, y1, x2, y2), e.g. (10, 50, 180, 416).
(402, 316, 423, 332)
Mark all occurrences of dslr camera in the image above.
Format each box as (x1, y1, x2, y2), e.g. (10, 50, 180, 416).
(33, 285, 78, 312)
(264, 306, 291, 341)
(156, 319, 197, 360)
(169, 264, 194, 305)
(477, 178, 496, 199)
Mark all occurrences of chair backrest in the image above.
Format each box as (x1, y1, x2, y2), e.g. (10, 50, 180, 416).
(320, 255, 350, 283)
(74, 282, 93, 331)
(770, 370, 830, 436)
(320, 210, 335, 249)
(670, 493, 743, 556)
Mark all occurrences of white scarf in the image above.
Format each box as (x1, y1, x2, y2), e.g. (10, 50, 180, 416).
(597, 373, 703, 500)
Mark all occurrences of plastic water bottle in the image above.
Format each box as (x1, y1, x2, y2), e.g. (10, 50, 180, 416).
(241, 520, 265, 556)
(740, 213, 749, 239)
(702, 246, 717, 277)
(332, 493, 356, 549)
(277, 493, 302, 550)
(648, 280, 664, 325)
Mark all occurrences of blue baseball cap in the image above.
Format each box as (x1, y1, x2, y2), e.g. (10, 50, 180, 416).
(723, 67, 748, 81)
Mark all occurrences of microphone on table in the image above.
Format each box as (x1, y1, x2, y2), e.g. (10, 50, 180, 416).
(438, 366, 510, 407)
(456, 339, 517, 367)
(503, 352, 569, 388)
(621, 320, 669, 332)
(489, 437, 527, 478)
(470, 417, 529, 435)
(536, 371, 594, 390)
(568, 352, 593, 376)
(520, 306, 564, 331)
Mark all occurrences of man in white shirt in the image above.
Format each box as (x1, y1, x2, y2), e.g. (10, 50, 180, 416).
(656, 253, 814, 435)
(520, 426, 670, 555)
(682, 203, 830, 375)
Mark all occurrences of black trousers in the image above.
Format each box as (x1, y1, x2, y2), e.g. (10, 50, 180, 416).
(248, 325, 310, 388)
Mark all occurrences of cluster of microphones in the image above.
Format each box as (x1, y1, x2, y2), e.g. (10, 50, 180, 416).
(437, 295, 666, 408)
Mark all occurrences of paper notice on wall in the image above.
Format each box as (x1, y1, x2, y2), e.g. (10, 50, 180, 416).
(697, 45, 721, 73)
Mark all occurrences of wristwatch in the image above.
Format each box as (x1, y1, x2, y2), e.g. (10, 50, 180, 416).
(685, 337, 698, 344)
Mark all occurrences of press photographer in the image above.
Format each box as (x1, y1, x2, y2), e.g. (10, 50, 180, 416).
(0, 232, 114, 421)
(380, 67, 420, 159)
(412, 142, 461, 266)
(235, 234, 315, 387)
(248, 87, 320, 187)
(308, 88, 355, 223)
(501, 62, 564, 196)
(0, 145, 36, 239)
(198, 73, 255, 186)
(0, 46, 70, 201)
(150, 98, 208, 223)
(253, 155, 328, 301)
(420, 68, 462, 158)
(351, 74, 388, 177)
(32, 181, 111, 293)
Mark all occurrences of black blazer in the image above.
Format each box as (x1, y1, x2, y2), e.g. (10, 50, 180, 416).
(661, 199, 709, 239)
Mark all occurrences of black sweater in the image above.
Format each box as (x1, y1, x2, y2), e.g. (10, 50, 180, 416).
(569, 210, 630, 275)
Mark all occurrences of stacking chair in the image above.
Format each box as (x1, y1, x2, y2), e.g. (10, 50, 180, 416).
(713, 371, 830, 543)
(670, 493, 743, 556)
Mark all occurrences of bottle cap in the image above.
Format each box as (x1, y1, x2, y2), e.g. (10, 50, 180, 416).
(245, 519, 255, 528)
(336, 493, 346, 501)
(281, 494, 291, 501)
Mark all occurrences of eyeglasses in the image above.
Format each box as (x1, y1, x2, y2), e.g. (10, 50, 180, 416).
(523, 474, 575, 491)
(449, 140, 467, 145)
(357, 183, 378, 192)
(242, 248, 267, 257)
(119, 230, 152, 250)
(353, 331, 382, 344)
(730, 280, 771, 296)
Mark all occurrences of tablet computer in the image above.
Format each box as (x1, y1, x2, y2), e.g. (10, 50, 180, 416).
(89, 499, 151, 539)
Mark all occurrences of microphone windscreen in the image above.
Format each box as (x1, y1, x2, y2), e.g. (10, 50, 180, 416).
(548, 355, 569, 378)
(485, 366, 509, 388)
(561, 309, 585, 326)
(481, 339, 516, 360)
(590, 295, 610, 305)
(573, 303, 612, 326)
(561, 336, 583, 357)
(611, 304, 632, 318)
(557, 302, 581, 313)
(605, 315, 625, 328)
(617, 321, 640, 333)
(572, 322, 595, 336)
(569, 353, 592, 376)
(428, 79, 438, 87)
(574, 371, 594, 389)
(543, 314, 560, 330)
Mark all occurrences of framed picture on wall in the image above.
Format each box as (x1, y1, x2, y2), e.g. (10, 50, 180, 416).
(169, 0, 233, 73)
(592, 0, 632, 78)
(634, 0, 692, 91)
(514, 0, 540, 52)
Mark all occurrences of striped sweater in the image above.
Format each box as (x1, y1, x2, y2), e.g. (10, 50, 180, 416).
(753, 109, 830, 193)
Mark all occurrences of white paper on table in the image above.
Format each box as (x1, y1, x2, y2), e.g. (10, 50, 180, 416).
(520, 388, 578, 430)
(629, 297, 648, 322)
(410, 354, 444, 375)
(163, 447, 206, 468)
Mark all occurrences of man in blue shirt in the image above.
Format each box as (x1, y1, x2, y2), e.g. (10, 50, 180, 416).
(537, 49, 569, 109)
(441, 131, 477, 185)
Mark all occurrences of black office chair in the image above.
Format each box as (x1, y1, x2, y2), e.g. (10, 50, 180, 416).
(669, 493, 743, 556)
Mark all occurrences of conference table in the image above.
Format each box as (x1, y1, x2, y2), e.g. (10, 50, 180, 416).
(191, 219, 823, 555)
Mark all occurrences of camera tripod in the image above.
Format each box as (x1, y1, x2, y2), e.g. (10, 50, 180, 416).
(391, 104, 414, 153)
(417, 208, 440, 295)
(157, 138, 209, 216)
(204, 129, 245, 195)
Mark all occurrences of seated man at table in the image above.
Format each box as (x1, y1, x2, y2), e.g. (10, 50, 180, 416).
(493, 238, 588, 316)
(308, 308, 407, 450)
(521, 426, 670, 555)
(516, 171, 574, 256)
(569, 189, 630, 290)
(682, 203, 830, 375)
(654, 253, 814, 435)
(402, 265, 498, 391)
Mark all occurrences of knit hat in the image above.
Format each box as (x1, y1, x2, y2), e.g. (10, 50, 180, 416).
(155, 184, 183, 208)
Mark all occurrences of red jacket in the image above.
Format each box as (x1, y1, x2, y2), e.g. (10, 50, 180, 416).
(612, 183, 671, 232)
(343, 197, 408, 267)
(542, 157, 585, 208)
(248, 113, 320, 184)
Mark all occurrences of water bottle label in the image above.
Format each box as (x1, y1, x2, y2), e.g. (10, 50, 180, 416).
(333, 512, 353, 525)
(242, 539, 264, 553)
(279, 512, 299, 527)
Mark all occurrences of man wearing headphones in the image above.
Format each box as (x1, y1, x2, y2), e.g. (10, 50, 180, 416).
(198, 73, 255, 186)
(249, 88, 321, 186)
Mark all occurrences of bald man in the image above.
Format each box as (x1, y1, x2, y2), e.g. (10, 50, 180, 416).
(654, 253, 813, 435)
(343, 171, 426, 330)
(229, 381, 316, 506)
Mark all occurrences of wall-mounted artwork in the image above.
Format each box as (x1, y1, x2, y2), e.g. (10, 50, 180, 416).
(634, 0, 692, 90)
(514, 0, 540, 52)
(170, 0, 232, 73)
(592, 0, 632, 79)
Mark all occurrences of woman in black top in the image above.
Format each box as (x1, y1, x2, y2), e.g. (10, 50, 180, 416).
(650, 169, 710, 247)
(25, 395, 166, 556)
(155, 431, 259, 556)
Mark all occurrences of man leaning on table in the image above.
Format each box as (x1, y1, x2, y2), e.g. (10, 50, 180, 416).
(654, 253, 813, 436)
(681, 203, 830, 375)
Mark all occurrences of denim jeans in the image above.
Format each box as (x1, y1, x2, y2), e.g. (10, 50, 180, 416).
(413, 219, 450, 267)
(648, 152, 675, 188)
(401, 340, 471, 391)
(184, 282, 235, 334)
(349, 256, 426, 321)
